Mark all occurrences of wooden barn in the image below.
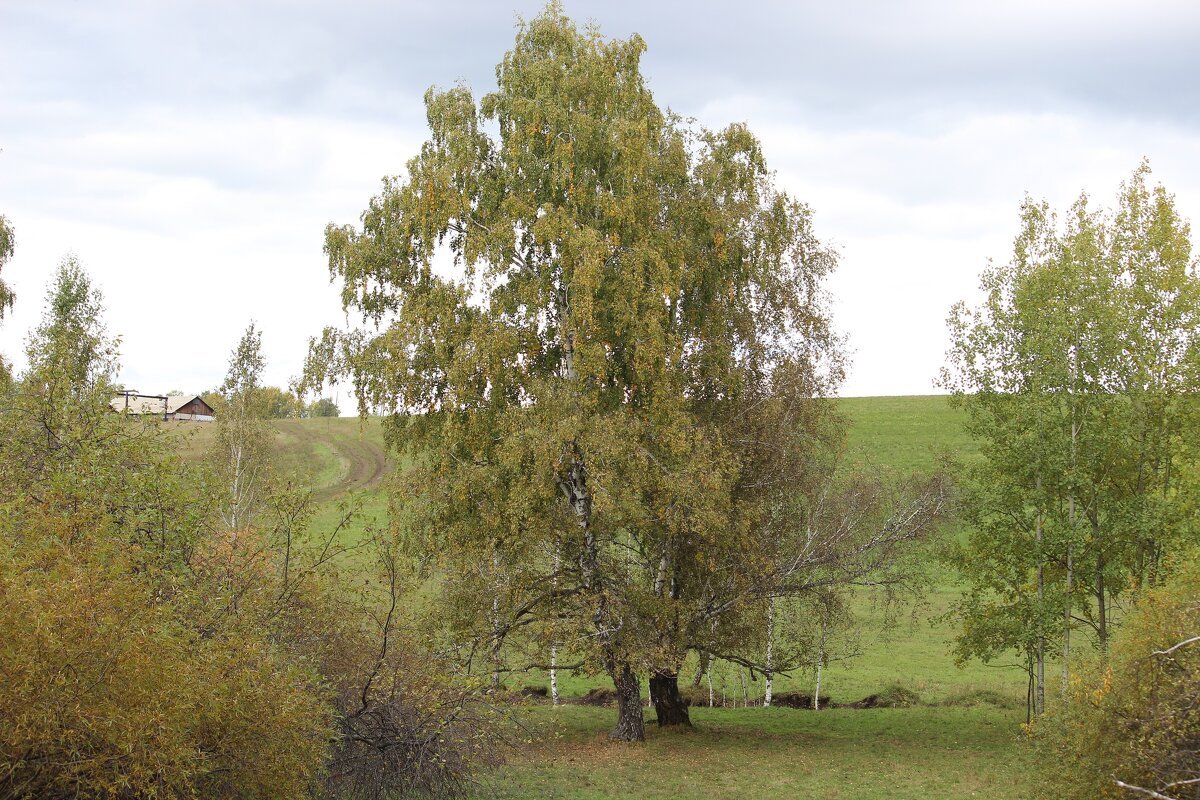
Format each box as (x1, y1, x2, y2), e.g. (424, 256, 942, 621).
(165, 394, 215, 421)
(110, 392, 215, 422)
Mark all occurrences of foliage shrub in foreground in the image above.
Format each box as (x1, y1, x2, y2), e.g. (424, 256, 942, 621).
(0, 260, 501, 799)
(1032, 553, 1200, 800)
(0, 529, 333, 799)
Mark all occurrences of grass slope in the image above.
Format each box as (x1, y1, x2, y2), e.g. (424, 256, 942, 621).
(840, 394, 978, 474)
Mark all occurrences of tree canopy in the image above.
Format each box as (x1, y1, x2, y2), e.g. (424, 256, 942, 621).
(942, 163, 1200, 715)
(297, 5, 954, 742)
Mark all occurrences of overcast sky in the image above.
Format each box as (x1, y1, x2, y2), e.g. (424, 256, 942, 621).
(2, 1, 1199, 407)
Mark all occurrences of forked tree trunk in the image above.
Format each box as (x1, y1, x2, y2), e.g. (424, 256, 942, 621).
(650, 671, 692, 727)
(610, 664, 646, 742)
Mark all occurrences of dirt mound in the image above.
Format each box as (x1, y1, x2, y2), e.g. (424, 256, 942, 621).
(832, 694, 881, 709)
(520, 686, 549, 700)
(678, 686, 707, 707)
(575, 687, 617, 706)
(814, 686, 921, 709)
(856, 685, 920, 708)
(771, 692, 831, 709)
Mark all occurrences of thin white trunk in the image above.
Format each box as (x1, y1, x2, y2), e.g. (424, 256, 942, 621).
(814, 616, 828, 711)
(1063, 418, 1078, 698)
(550, 644, 559, 706)
(706, 654, 714, 708)
(763, 595, 775, 707)
(550, 547, 560, 705)
(228, 440, 244, 530)
(1063, 538, 1073, 696)
(491, 550, 502, 690)
(739, 669, 749, 707)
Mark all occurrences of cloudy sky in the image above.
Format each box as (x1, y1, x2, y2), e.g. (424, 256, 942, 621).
(2, 1, 1198, 406)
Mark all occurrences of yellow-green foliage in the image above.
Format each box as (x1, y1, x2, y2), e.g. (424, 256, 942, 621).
(0, 521, 333, 800)
(1, 228, 502, 800)
(1032, 554, 1200, 799)
(0, 263, 335, 798)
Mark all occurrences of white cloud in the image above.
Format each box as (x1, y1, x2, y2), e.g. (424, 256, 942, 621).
(2, 1, 1199, 405)
(686, 99, 1200, 395)
(0, 106, 424, 403)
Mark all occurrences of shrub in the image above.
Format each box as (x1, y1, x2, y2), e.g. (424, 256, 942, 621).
(1031, 554, 1200, 800)
(0, 531, 333, 800)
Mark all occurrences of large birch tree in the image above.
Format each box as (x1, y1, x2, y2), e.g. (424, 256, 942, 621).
(305, 5, 848, 741)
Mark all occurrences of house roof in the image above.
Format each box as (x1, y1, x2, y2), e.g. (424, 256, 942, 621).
(110, 393, 213, 416)
(110, 393, 168, 415)
(165, 394, 205, 413)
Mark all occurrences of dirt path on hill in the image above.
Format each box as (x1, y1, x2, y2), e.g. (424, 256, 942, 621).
(314, 431, 388, 504)
(280, 422, 389, 505)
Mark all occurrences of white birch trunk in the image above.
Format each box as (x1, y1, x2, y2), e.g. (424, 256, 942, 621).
(550, 644, 559, 706)
(706, 654, 714, 708)
(764, 595, 775, 707)
(550, 547, 560, 705)
(1063, 421, 1078, 696)
(814, 616, 828, 711)
(1063, 538, 1073, 696)
(491, 550, 502, 690)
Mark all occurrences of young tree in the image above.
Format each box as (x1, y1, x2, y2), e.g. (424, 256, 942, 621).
(0, 264, 339, 800)
(943, 164, 1200, 712)
(305, 4, 850, 740)
(257, 385, 305, 418)
(0, 258, 126, 508)
(309, 397, 340, 417)
(0, 263, 503, 799)
(214, 322, 270, 531)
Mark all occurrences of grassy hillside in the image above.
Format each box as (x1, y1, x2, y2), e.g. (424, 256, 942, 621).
(171, 395, 971, 510)
(840, 394, 977, 474)
(168, 415, 388, 502)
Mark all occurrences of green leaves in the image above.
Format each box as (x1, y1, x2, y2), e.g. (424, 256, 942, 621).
(0, 214, 14, 322)
(943, 163, 1200, 692)
(308, 6, 852, 738)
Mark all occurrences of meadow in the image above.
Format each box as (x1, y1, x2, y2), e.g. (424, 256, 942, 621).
(173, 396, 1032, 799)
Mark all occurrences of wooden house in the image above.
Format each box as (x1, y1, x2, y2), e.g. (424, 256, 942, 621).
(110, 392, 215, 422)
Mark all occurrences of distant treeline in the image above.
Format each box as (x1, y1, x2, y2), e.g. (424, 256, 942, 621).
(200, 385, 340, 418)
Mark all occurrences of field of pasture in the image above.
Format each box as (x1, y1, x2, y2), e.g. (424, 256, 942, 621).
(174, 396, 1032, 799)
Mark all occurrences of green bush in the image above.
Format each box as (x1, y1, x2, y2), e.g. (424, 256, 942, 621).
(1031, 554, 1200, 800)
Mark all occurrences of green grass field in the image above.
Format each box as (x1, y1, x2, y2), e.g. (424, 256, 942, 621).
(177, 397, 1034, 799)
(839, 394, 978, 474)
(481, 705, 1027, 800)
